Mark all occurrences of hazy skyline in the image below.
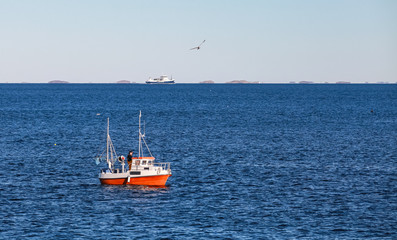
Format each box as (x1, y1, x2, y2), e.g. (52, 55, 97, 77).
(1, 0, 396, 83)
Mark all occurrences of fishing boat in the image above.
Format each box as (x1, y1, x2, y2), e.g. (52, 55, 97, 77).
(97, 112, 172, 186)
(146, 75, 175, 84)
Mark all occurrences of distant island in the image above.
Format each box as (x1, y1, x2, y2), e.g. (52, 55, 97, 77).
(48, 80, 69, 84)
(225, 80, 261, 84)
(336, 81, 351, 84)
(199, 80, 215, 84)
(116, 80, 132, 84)
(298, 81, 314, 84)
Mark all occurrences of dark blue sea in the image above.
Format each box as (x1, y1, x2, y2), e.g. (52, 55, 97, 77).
(0, 84, 396, 239)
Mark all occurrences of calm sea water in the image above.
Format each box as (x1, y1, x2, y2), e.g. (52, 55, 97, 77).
(0, 84, 396, 239)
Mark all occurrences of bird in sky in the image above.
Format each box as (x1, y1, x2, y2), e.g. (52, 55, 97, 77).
(190, 40, 206, 50)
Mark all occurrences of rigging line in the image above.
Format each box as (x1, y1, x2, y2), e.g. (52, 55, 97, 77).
(108, 137, 119, 159)
(96, 127, 107, 157)
(98, 149, 106, 159)
(141, 136, 153, 157)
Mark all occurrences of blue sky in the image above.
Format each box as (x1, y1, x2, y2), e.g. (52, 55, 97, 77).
(0, 0, 396, 83)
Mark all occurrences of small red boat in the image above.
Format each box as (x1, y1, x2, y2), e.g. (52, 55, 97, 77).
(97, 112, 172, 186)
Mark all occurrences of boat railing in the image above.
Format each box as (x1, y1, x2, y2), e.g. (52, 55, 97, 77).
(101, 168, 125, 174)
(154, 162, 171, 170)
(101, 168, 112, 174)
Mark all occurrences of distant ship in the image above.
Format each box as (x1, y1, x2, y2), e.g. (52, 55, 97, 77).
(146, 75, 175, 84)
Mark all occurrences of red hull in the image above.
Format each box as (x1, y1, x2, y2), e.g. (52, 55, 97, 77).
(100, 174, 171, 186)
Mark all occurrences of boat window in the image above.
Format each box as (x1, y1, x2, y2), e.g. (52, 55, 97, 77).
(148, 161, 152, 165)
(142, 160, 147, 165)
(135, 160, 140, 165)
(130, 171, 141, 175)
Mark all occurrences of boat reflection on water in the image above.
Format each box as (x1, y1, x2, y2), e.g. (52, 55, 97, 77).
(100, 184, 171, 200)
(101, 184, 170, 191)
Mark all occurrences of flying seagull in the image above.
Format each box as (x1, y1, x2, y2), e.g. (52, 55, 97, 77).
(190, 40, 206, 50)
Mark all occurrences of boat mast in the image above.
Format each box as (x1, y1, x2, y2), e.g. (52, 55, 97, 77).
(106, 118, 111, 169)
(138, 111, 142, 158)
(137, 111, 153, 158)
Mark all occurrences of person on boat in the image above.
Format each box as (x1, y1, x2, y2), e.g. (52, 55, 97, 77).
(127, 151, 133, 170)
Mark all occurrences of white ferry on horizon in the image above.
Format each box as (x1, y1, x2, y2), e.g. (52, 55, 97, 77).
(146, 75, 175, 84)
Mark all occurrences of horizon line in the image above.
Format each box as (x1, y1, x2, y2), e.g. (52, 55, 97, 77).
(1, 82, 396, 85)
